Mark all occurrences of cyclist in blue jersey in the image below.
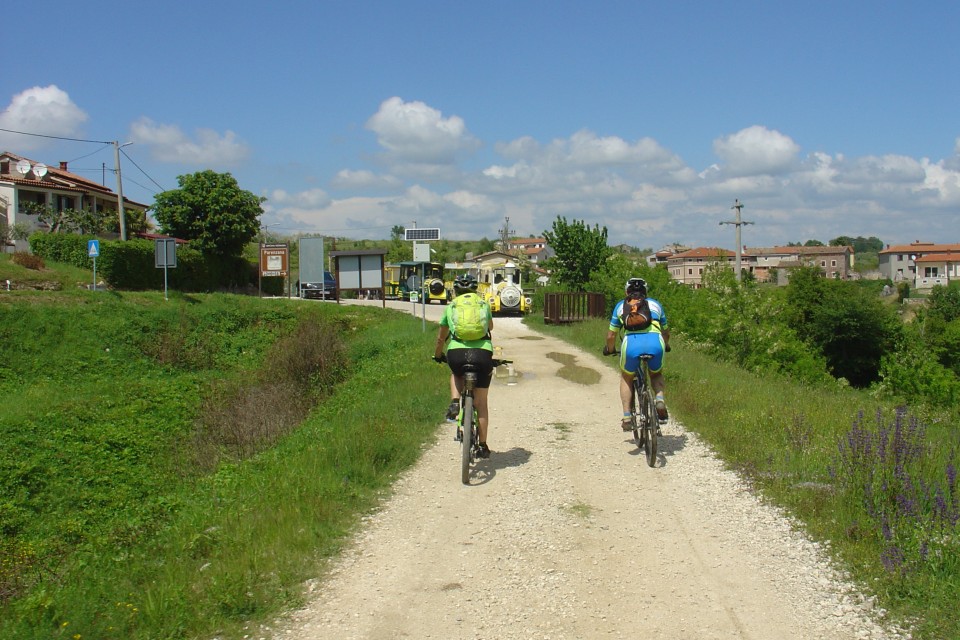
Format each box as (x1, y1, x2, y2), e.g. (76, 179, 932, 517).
(603, 277, 671, 431)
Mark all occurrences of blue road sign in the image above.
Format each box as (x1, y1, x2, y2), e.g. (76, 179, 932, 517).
(87, 239, 100, 258)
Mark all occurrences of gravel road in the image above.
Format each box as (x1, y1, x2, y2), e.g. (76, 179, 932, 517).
(264, 302, 911, 640)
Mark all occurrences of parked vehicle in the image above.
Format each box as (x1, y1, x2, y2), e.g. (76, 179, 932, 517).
(301, 271, 337, 300)
(479, 261, 532, 315)
(398, 261, 450, 304)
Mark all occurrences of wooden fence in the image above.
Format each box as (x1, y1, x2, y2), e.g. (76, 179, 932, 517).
(543, 292, 607, 324)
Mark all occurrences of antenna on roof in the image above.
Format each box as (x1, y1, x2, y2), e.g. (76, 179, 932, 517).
(16, 159, 31, 175)
(32, 163, 47, 178)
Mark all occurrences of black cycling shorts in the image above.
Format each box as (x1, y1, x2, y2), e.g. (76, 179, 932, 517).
(446, 348, 494, 388)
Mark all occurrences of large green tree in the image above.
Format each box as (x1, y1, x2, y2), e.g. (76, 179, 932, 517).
(542, 216, 611, 290)
(152, 170, 264, 257)
(784, 266, 902, 387)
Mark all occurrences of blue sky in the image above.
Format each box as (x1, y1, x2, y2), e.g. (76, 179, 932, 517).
(2, 1, 958, 250)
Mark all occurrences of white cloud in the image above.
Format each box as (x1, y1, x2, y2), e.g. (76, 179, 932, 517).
(330, 169, 402, 191)
(259, 104, 960, 249)
(713, 125, 800, 176)
(268, 188, 330, 208)
(365, 97, 480, 165)
(129, 117, 250, 165)
(0, 86, 88, 150)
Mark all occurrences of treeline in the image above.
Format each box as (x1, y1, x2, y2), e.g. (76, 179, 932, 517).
(542, 251, 960, 410)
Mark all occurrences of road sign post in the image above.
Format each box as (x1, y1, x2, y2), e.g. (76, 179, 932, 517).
(155, 238, 177, 300)
(87, 239, 100, 290)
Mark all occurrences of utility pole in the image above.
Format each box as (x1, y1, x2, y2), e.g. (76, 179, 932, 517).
(719, 199, 753, 281)
(113, 141, 131, 241)
(498, 216, 515, 253)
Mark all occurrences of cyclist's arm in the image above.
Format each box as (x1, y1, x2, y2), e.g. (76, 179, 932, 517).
(435, 325, 450, 360)
(604, 328, 618, 355)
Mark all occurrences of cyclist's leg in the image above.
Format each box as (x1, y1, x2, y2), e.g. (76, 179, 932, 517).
(620, 335, 641, 429)
(466, 348, 494, 453)
(445, 349, 469, 420)
(474, 386, 489, 443)
(638, 333, 668, 419)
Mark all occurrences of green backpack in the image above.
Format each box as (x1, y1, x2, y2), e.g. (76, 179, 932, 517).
(450, 293, 489, 341)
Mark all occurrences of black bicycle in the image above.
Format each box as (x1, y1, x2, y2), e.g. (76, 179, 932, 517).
(605, 350, 661, 467)
(435, 356, 512, 484)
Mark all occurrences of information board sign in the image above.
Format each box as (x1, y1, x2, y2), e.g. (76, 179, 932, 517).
(260, 243, 289, 277)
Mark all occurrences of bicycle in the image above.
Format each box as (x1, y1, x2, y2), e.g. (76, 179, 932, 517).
(605, 350, 662, 467)
(434, 356, 512, 484)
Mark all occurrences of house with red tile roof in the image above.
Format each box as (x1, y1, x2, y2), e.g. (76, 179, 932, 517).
(743, 245, 854, 282)
(507, 237, 554, 265)
(1, 151, 149, 252)
(666, 247, 736, 288)
(879, 241, 960, 288)
(912, 252, 960, 291)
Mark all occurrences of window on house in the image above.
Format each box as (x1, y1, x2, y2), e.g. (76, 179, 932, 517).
(57, 195, 75, 211)
(820, 260, 826, 267)
(831, 260, 837, 267)
(698, 268, 703, 275)
(924, 267, 940, 278)
(687, 268, 693, 275)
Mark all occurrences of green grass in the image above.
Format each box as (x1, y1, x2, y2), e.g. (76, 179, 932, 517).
(0, 286, 449, 639)
(0, 252, 93, 290)
(526, 314, 959, 640)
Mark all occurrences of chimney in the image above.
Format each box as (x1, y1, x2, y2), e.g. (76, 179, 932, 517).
(59, 161, 68, 171)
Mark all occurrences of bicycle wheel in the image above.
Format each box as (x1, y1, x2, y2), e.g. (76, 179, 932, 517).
(631, 382, 644, 447)
(643, 384, 658, 467)
(461, 394, 475, 484)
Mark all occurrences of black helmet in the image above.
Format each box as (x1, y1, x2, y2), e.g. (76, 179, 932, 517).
(454, 274, 478, 293)
(625, 277, 647, 296)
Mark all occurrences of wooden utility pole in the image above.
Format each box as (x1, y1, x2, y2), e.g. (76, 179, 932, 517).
(719, 199, 754, 281)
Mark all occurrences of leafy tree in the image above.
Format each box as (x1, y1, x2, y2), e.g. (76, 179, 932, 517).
(784, 266, 901, 387)
(542, 216, 611, 290)
(152, 170, 264, 257)
(476, 237, 496, 254)
(391, 225, 405, 241)
(878, 323, 960, 407)
(928, 283, 960, 322)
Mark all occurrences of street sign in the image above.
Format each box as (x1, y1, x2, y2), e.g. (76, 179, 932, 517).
(155, 238, 177, 268)
(259, 243, 289, 277)
(87, 239, 100, 258)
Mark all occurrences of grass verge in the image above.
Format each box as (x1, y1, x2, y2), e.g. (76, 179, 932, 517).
(1, 289, 448, 639)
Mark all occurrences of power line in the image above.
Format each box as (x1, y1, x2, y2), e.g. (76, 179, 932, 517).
(0, 126, 112, 145)
(120, 147, 165, 191)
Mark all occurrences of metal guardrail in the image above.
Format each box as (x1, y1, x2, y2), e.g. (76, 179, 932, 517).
(543, 292, 607, 324)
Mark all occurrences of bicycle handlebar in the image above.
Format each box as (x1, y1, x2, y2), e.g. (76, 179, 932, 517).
(432, 355, 513, 367)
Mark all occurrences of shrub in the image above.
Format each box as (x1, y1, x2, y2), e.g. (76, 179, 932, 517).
(10, 252, 44, 270)
(28, 233, 90, 268)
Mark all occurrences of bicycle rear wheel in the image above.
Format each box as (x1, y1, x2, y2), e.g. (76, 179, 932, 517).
(643, 385, 658, 467)
(631, 383, 643, 447)
(461, 394, 475, 484)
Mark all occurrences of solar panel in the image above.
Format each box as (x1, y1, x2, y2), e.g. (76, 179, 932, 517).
(404, 228, 440, 241)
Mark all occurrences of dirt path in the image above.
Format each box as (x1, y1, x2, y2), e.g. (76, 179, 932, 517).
(266, 303, 908, 640)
